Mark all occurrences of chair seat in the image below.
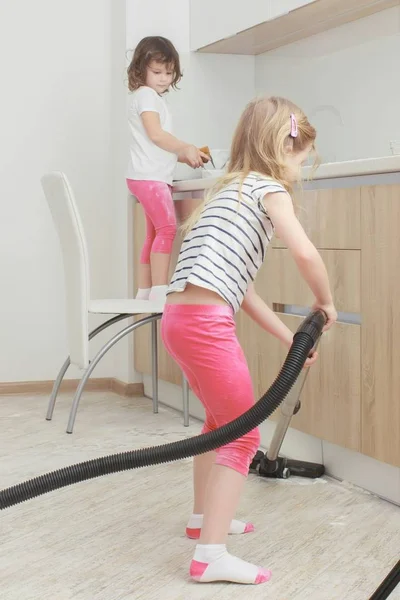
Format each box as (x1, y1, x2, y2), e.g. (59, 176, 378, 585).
(89, 298, 164, 315)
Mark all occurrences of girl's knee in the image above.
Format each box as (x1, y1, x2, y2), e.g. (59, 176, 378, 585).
(215, 428, 260, 476)
(140, 236, 155, 264)
(242, 427, 261, 458)
(161, 223, 177, 239)
(153, 223, 177, 253)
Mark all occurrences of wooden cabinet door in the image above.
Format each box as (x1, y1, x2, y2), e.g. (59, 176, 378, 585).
(361, 184, 400, 467)
(272, 187, 361, 250)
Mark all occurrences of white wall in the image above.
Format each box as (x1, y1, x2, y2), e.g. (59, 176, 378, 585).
(0, 0, 115, 382)
(0, 0, 255, 386)
(108, 0, 138, 385)
(168, 52, 255, 151)
(255, 7, 400, 162)
(127, 0, 190, 51)
(189, 0, 315, 50)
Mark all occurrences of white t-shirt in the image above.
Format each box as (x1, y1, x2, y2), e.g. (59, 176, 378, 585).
(126, 86, 177, 185)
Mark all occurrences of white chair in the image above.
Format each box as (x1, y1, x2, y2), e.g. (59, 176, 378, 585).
(41, 171, 189, 433)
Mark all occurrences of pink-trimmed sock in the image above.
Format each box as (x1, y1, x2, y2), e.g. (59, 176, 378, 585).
(186, 514, 254, 539)
(190, 544, 271, 585)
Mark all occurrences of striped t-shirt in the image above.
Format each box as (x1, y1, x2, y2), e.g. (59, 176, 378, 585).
(167, 173, 288, 312)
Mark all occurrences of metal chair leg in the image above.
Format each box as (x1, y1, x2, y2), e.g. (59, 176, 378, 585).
(46, 357, 71, 420)
(151, 319, 159, 414)
(46, 314, 133, 421)
(66, 314, 161, 433)
(182, 375, 189, 427)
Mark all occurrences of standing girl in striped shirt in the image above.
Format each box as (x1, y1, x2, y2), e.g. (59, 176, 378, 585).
(161, 96, 337, 586)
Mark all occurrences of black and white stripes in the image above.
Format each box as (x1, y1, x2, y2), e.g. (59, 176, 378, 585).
(168, 173, 288, 311)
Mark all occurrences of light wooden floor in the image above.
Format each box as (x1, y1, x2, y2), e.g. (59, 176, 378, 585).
(1, 392, 399, 600)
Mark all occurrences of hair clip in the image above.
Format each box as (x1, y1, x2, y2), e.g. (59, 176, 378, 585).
(290, 113, 298, 138)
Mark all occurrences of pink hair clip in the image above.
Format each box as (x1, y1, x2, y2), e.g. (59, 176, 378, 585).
(290, 113, 298, 138)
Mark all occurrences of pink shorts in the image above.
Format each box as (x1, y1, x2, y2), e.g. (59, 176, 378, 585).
(161, 304, 260, 476)
(127, 179, 177, 263)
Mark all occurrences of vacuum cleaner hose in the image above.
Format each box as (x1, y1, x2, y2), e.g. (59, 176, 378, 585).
(0, 310, 326, 510)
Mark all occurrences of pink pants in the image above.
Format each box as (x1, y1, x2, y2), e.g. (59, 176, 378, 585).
(161, 304, 260, 476)
(127, 179, 177, 264)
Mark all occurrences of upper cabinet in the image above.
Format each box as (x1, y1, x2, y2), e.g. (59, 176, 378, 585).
(190, 0, 315, 51)
(190, 0, 399, 54)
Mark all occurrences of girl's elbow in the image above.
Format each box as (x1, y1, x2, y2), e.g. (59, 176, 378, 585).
(145, 126, 163, 144)
(148, 131, 161, 144)
(293, 245, 319, 265)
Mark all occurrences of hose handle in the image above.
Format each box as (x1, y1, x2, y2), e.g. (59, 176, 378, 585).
(294, 309, 327, 347)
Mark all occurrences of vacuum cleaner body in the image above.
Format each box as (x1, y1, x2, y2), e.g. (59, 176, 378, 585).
(250, 451, 325, 479)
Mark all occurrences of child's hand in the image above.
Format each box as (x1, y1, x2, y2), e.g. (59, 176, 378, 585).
(284, 336, 318, 368)
(304, 350, 318, 368)
(312, 302, 337, 331)
(178, 145, 208, 168)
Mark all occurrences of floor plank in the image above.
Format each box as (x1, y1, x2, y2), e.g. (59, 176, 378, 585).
(1, 392, 399, 600)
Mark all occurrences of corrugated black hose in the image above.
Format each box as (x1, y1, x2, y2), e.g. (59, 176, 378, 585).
(368, 559, 400, 600)
(0, 310, 326, 510)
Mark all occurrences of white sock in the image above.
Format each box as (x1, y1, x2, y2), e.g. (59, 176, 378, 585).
(135, 288, 151, 300)
(149, 285, 168, 303)
(186, 514, 254, 538)
(190, 544, 271, 585)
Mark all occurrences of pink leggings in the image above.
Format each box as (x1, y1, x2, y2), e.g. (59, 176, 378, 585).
(127, 179, 177, 264)
(161, 304, 260, 476)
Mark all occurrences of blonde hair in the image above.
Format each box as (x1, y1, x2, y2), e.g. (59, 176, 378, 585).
(182, 96, 317, 235)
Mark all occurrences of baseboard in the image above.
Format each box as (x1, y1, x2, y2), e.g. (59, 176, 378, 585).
(0, 378, 144, 398)
(110, 379, 144, 397)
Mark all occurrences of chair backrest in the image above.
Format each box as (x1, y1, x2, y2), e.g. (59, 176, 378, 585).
(41, 172, 90, 368)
